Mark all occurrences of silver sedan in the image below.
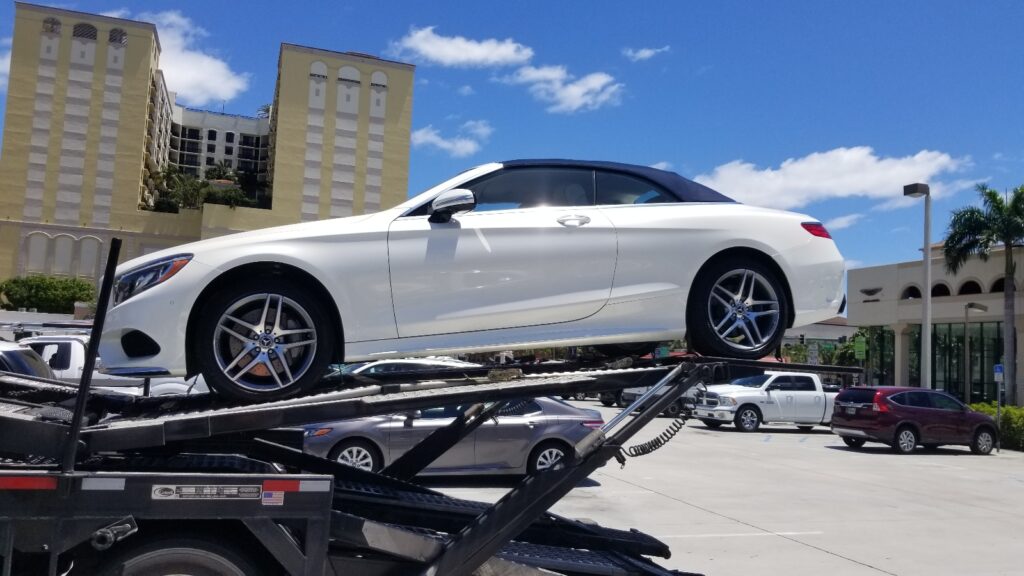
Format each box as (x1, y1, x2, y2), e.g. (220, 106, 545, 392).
(303, 397, 603, 476)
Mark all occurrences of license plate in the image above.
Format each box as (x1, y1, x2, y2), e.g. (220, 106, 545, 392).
(845, 407, 856, 415)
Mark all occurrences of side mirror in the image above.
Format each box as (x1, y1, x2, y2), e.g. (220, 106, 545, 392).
(428, 188, 476, 223)
(766, 383, 779, 392)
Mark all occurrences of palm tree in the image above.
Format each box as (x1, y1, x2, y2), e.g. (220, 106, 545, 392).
(256, 103, 272, 119)
(943, 183, 1024, 405)
(204, 161, 237, 182)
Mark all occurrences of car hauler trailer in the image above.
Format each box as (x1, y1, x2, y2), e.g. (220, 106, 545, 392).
(0, 240, 858, 576)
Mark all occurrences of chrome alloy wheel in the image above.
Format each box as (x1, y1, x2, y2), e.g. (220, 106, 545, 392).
(739, 408, 759, 430)
(707, 269, 781, 352)
(897, 429, 917, 453)
(336, 445, 375, 471)
(214, 293, 317, 392)
(976, 430, 994, 453)
(535, 447, 565, 471)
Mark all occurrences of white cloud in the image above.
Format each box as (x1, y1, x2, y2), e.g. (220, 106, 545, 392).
(130, 10, 249, 107)
(100, 8, 131, 18)
(623, 45, 670, 62)
(650, 161, 673, 171)
(694, 146, 971, 211)
(460, 119, 493, 140)
(390, 26, 533, 68)
(501, 65, 624, 114)
(0, 38, 11, 93)
(412, 120, 493, 158)
(824, 213, 864, 230)
(457, 85, 475, 96)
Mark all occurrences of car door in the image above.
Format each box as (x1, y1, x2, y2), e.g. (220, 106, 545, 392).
(26, 341, 73, 380)
(902, 391, 940, 442)
(473, 400, 544, 472)
(770, 376, 799, 421)
(789, 376, 822, 422)
(925, 391, 969, 443)
(384, 405, 475, 472)
(388, 167, 618, 337)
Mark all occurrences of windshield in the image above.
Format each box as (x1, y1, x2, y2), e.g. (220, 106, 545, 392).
(339, 362, 369, 374)
(729, 374, 771, 388)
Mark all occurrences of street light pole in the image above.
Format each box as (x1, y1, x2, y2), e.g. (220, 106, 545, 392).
(965, 302, 988, 403)
(905, 184, 932, 389)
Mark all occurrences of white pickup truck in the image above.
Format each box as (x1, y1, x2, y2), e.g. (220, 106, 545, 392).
(692, 371, 839, 432)
(19, 334, 206, 396)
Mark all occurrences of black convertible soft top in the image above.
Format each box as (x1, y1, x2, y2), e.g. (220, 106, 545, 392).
(501, 159, 735, 203)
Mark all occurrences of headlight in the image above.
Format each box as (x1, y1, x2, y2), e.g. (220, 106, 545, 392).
(113, 254, 192, 305)
(304, 427, 332, 437)
(718, 397, 738, 406)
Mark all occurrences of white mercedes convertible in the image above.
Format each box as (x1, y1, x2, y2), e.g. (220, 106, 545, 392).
(100, 160, 845, 400)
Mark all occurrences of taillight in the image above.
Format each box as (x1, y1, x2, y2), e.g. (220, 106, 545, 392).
(801, 222, 832, 239)
(582, 420, 604, 429)
(872, 391, 890, 413)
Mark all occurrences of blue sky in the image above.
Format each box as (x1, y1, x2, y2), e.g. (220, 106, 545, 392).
(1, 1, 1022, 270)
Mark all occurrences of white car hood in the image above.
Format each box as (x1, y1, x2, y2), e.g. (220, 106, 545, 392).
(115, 209, 398, 275)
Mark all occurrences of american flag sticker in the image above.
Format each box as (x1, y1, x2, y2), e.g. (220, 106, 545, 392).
(262, 491, 284, 506)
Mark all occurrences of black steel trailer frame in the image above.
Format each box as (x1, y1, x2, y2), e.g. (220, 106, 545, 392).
(0, 240, 860, 576)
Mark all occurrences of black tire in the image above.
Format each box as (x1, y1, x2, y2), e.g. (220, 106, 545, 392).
(922, 443, 941, 451)
(797, 425, 815, 432)
(599, 391, 620, 407)
(970, 427, 995, 455)
(615, 395, 629, 408)
(97, 534, 264, 576)
(662, 400, 683, 418)
(329, 438, 383, 472)
(892, 426, 918, 454)
(528, 441, 570, 475)
(734, 406, 761, 432)
(842, 436, 865, 449)
(195, 277, 337, 402)
(701, 419, 723, 429)
(687, 258, 789, 360)
(573, 392, 588, 401)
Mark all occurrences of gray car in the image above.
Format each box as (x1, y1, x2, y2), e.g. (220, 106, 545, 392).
(303, 397, 604, 476)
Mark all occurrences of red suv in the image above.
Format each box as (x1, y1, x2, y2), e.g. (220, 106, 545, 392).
(831, 387, 997, 455)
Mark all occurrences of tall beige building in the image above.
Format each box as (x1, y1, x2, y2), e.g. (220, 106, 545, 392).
(0, 4, 414, 281)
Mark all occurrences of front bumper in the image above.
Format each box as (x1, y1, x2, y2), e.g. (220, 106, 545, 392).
(692, 405, 735, 422)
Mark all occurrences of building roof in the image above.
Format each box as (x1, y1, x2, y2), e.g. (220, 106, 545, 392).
(501, 159, 735, 203)
(280, 43, 415, 70)
(16, 2, 162, 52)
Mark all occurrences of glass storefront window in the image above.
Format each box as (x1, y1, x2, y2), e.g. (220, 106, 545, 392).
(907, 321, 1001, 402)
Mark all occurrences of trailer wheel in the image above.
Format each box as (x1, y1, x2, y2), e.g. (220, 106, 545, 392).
(196, 278, 337, 402)
(97, 535, 264, 576)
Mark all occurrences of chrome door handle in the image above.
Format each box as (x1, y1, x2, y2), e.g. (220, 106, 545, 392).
(556, 214, 591, 227)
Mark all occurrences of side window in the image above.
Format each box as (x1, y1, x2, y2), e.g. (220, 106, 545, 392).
(770, 376, 794, 391)
(905, 391, 932, 408)
(420, 404, 467, 419)
(791, 376, 817, 392)
(928, 393, 963, 411)
(595, 171, 677, 205)
(27, 343, 71, 371)
(497, 400, 542, 416)
(889, 392, 908, 406)
(465, 168, 594, 213)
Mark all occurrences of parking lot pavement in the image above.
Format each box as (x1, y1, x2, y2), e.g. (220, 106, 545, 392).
(437, 401, 1024, 576)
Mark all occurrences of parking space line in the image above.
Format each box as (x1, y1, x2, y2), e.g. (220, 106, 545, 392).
(660, 531, 823, 539)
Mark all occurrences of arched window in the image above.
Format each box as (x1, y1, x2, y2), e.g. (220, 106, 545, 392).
(901, 286, 921, 300)
(958, 280, 983, 295)
(72, 23, 98, 40)
(25, 233, 50, 273)
(931, 283, 951, 297)
(42, 17, 61, 34)
(52, 235, 74, 276)
(108, 28, 127, 45)
(991, 277, 1005, 293)
(338, 66, 360, 83)
(370, 71, 388, 88)
(309, 61, 328, 79)
(79, 237, 101, 278)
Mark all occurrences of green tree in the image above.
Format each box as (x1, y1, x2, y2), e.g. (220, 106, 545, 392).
(0, 276, 95, 314)
(943, 183, 1024, 405)
(203, 161, 237, 182)
(256, 103, 272, 119)
(171, 175, 210, 210)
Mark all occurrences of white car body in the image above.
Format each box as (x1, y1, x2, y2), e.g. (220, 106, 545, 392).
(99, 160, 844, 389)
(692, 371, 838, 427)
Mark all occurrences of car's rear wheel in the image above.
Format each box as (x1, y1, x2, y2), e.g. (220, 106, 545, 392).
(892, 426, 918, 454)
(196, 278, 336, 402)
(528, 441, 570, 474)
(329, 439, 383, 472)
(662, 400, 683, 418)
(970, 428, 995, 455)
(842, 436, 865, 449)
(701, 419, 723, 429)
(734, 406, 761, 432)
(687, 259, 788, 360)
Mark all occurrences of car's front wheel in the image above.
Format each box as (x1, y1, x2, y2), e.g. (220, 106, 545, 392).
(687, 259, 788, 360)
(970, 428, 995, 455)
(734, 406, 761, 432)
(195, 278, 337, 402)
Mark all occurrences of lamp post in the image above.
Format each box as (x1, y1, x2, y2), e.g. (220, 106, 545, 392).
(964, 302, 988, 403)
(905, 183, 932, 389)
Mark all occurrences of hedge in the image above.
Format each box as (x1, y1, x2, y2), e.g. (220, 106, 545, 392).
(970, 402, 1024, 451)
(0, 275, 95, 314)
